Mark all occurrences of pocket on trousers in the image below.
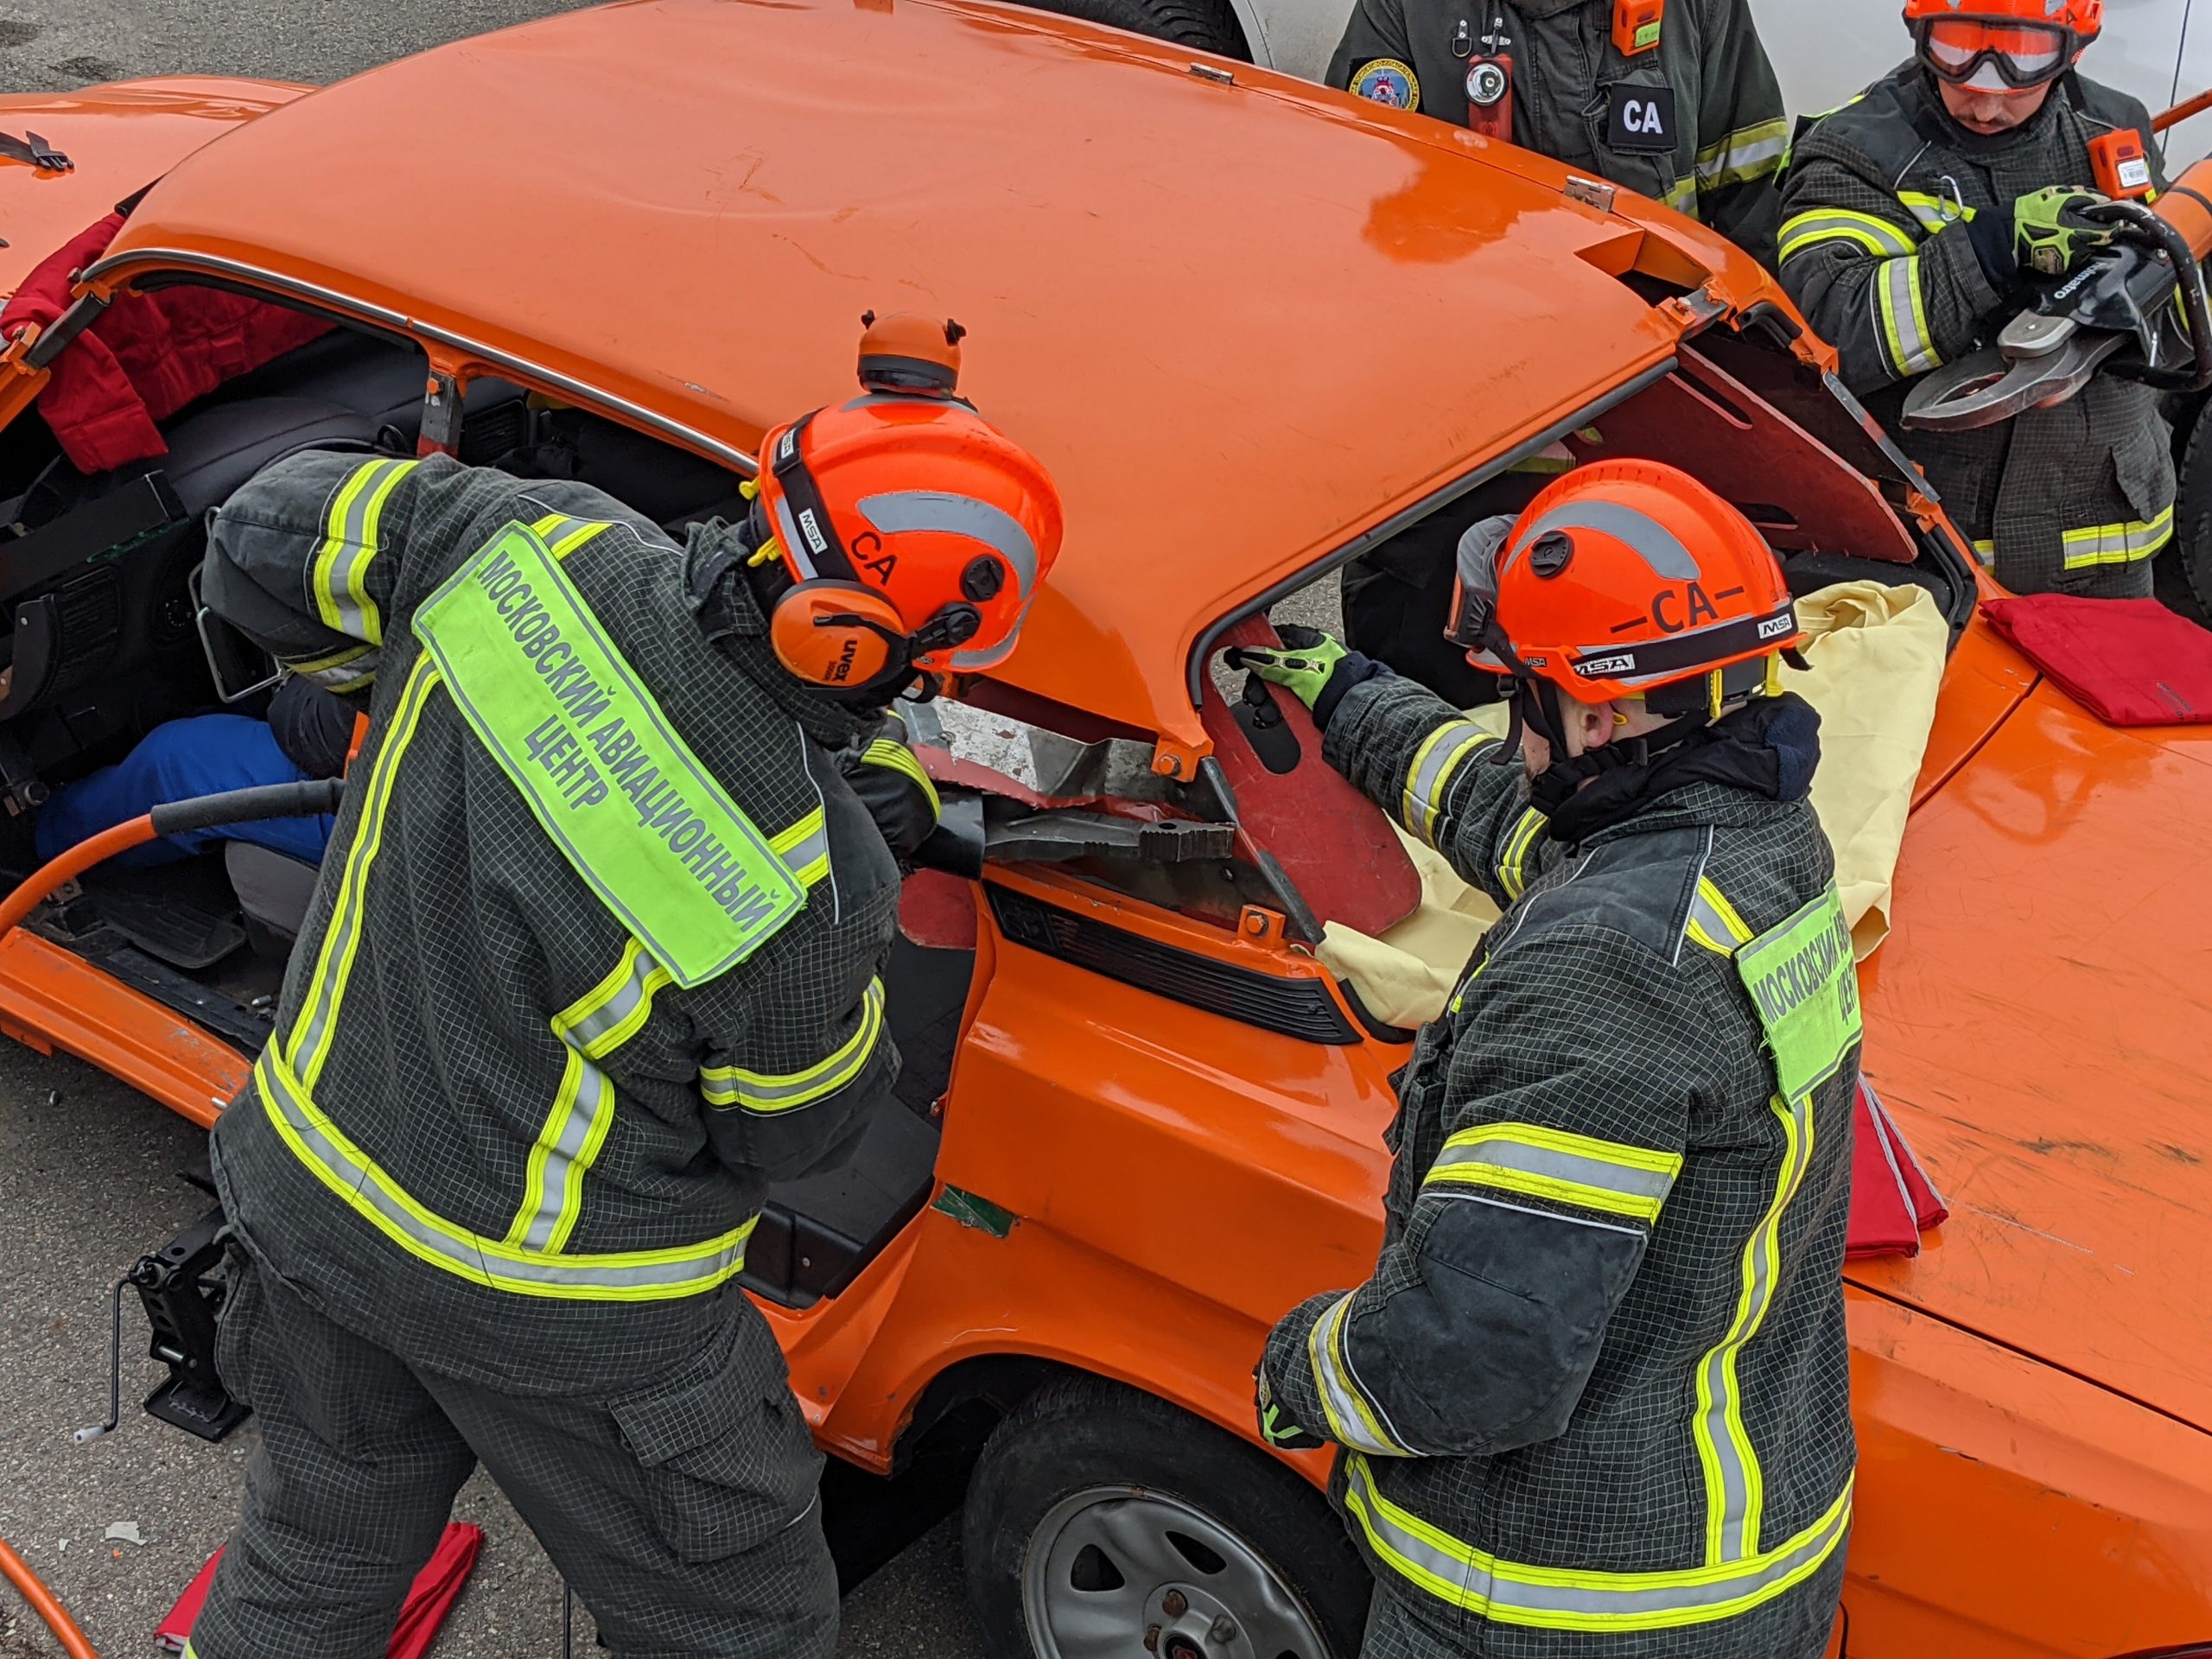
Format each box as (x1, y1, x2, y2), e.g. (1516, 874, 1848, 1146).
(2112, 410, 2177, 525)
(610, 1319, 824, 1564)
(211, 1251, 262, 1414)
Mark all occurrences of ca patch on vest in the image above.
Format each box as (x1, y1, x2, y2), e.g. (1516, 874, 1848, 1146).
(1605, 81, 1676, 154)
(413, 522, 805, 988)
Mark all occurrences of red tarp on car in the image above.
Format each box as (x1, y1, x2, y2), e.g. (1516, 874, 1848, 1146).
(1981, 594, 2212, 726)
(0, 211, 331, 475)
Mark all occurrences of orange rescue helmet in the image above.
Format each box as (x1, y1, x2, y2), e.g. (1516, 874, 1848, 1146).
(755, 314, 1064, 693)
(1903, 0, 2100, 95)
(1447, 458, 1803, 711)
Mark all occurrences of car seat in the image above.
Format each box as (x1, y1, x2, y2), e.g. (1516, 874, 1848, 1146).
(225, 840, 320, 957)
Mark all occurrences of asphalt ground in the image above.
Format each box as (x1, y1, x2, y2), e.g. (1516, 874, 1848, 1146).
(0, 3, 988, 1655)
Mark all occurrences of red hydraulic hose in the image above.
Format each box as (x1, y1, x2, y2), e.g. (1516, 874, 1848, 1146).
(0, 814, 156, 939)
(0, 1535, 102, 1659)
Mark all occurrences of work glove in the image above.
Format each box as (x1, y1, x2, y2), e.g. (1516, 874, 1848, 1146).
(1255, 1365, 1326, 1453)
(2012, 185, 2120, 278)
(839, 712, 941, 869)
(1227, 625, 1389, 733)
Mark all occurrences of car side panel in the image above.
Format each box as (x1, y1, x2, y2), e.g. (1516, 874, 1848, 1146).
(1845, 1289, 2212, 1657)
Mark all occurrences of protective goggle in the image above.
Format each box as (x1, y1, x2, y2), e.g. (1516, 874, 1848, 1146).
(1443, 515, 1520, 666)
(1916, 16, 2073, 93)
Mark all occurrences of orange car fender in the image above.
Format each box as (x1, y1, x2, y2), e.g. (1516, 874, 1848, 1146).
(1844, 1288, 2212, 1658)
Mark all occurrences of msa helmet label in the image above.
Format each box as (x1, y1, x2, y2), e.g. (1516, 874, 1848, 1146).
(1758, 613, 1795, 639)
(1577, 653, 1637, 677)
(796, 507, 830, 556)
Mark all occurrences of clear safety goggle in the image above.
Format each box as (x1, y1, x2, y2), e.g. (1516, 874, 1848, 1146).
(1444, 515, 1516, 664)
(1917, 16, 2072, 93)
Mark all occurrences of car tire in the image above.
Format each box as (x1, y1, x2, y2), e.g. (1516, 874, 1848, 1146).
(963, 1374, 1369, 1659)
(2164, 396, 2212, 624)
(1021, 0, 1250, 59)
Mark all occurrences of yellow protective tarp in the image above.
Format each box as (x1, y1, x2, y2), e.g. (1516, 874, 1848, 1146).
(1317, 582, 1947, 1029)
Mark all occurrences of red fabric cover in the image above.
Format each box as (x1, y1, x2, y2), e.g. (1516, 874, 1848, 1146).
(1980, 594, 2212, 726)
(156, 1522, 483, 1656)
(1846, 1079, 1948, 1260)
(0, 211, 333, 475)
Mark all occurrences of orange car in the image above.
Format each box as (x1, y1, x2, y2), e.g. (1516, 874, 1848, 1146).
(3, 4, 2210, 1656)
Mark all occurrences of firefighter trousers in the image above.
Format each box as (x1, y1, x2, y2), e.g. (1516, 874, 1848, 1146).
(189, 1250, 837, 1659)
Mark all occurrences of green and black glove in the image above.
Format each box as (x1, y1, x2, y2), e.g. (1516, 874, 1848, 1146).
(1227, 625, 1389, 732)
(2012, 185, 2119, 278)
(1255, 1366, 1326, 1453)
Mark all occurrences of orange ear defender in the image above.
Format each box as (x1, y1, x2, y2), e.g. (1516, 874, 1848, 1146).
(767, 582, 906, 689)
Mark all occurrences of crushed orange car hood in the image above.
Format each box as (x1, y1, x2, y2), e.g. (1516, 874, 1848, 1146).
(1856, 639, 2212, 1435)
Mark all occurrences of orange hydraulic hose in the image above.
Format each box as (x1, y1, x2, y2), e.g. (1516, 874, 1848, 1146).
(0, 814, 156, 939)
(0, 1535, 101, 1659)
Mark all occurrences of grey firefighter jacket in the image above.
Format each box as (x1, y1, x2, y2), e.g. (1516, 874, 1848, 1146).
(200, 451, 902, 1395)
(1258, 677, 1857, 1658)
(1777, 65, 2174, 598)
(1327, 0, 1789, 263)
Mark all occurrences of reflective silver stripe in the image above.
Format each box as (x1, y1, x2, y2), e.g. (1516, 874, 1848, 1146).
(255, 1047, 753, 1298)
(700, 977, 886, 1111)
(1510, 501, 1698, 579)
(1876, 255, 1941, 378)
(294, 646, 380, 694)
(1496, 806, 1546, 901)
(771, 493, 819, 582)
(1401, 720, 1492, 846)
(1343, 1454, 1854, 1628)
(315, 458, 416, 645)
(1684, 878, 1754, 957)
(512, 1052, 613, 1252)
(855, 490, 1039, 594)
(2059, 502, 2174, 568)
(1426, 1129, 1677, 1224)
(1662, 175, 1699, 214)
(1306, 1292, 1413, 1456)
(1696, 1089, 1815, 1563)
(770, 810, 831, 888)
(559, 941, 670, 1058)
(1694, 121, 1789, 189)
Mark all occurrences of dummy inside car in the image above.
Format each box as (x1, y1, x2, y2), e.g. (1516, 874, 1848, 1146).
(5, 3, 2212, 1656)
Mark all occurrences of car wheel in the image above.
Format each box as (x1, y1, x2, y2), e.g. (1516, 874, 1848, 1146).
(2164, 396, 2212, 624)
(1020, 0, 1250, 59)
(963, 1375, 1369, 1659)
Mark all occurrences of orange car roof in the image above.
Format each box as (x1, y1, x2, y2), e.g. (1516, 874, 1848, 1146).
(97, 0, 1772, 766)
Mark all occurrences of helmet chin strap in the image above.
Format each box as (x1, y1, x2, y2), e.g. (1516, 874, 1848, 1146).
(1514, 674, 1713, 816)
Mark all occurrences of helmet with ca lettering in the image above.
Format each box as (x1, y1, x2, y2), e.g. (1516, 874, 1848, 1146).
(1902, 0, 2101, 95)
(1446, 458, 1803, 716)
(752, 312, 1065, 696)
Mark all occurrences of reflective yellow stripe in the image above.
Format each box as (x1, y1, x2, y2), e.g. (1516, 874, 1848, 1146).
(1875, 254, 1941, 378)
(1662, 175, 1700, 215)
(255, 1043, 753, 1300)
(1344, 1454, 1852, 1630)
(1897, 189, 1974, 233)
(863, 738, 941, 818)
(1496, 806, 1547, 900)
(553, 937, 673, 1060)
(2059, 502, 2174, 568)
(1684, 876, 1756, 957)
(699, 976, 885, 1111)
(1306, 1291, 1414, 1457)
(1694, 118, 1789, 190)
(1694, 1090, 1815, 1563)
(1777, 207, 1916, 264)
(311, 458, 417, 645)
(1401, 720, 1494, 847)
(285, 654, 441, 1090)
(770, 808, 832, 890)
(289, 641, 379, 695)
(1425, 1122, 1681, 1226)
(526, 511, 612, 562)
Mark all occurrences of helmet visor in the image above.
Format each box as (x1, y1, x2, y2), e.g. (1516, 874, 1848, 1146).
(1920, 17, 2069, 91)
(1444, 515, 1516, 667)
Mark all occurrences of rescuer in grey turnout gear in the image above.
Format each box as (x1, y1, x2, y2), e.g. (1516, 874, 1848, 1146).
(1778, 5, 2173, 598)
(1330, 0, 1788, 701)
(1241, 461, 1857, 1658)
(186, 327, 1062, 1659)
